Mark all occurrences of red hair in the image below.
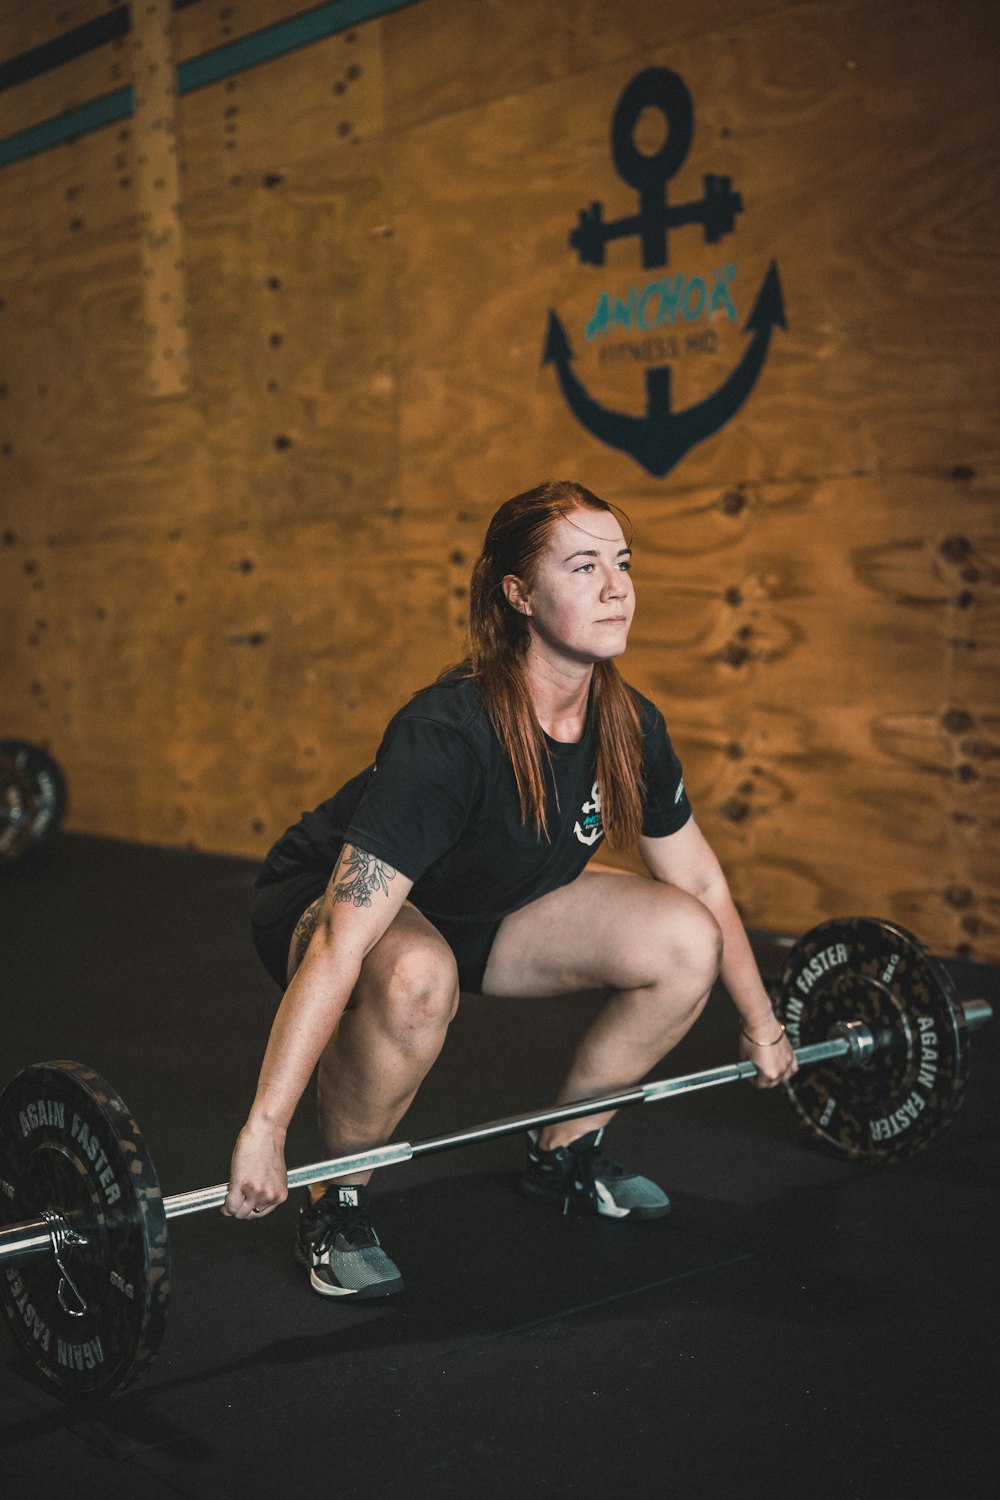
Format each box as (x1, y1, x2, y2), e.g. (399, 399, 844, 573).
(466, 480, 645, 848)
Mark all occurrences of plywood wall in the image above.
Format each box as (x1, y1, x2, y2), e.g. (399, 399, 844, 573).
(1, 0, 997, 960)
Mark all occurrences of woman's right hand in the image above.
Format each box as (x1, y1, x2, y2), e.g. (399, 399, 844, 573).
(222, 1121, 289, 1219)
(738, 1024, 798, 1088)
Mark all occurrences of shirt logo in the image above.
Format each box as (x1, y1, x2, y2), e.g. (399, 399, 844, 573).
(574, 782, 604, 846)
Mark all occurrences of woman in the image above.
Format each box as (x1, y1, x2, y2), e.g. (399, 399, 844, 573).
(226, 480, 797, 1299)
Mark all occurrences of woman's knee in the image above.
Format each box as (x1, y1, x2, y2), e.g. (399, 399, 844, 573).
(359, 942, 460, 1046)
(639, 888, 722, 998)
(677, 897, 723, 1000)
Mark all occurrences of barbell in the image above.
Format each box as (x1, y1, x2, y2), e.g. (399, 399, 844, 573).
(0, 916, 992, 1402)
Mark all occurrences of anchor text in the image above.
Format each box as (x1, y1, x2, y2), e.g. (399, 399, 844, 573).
(585, 264, 738, 340)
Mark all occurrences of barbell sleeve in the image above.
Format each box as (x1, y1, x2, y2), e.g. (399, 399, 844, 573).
(963, 998, 992, 1032)
(0, 1218, 52, 1267)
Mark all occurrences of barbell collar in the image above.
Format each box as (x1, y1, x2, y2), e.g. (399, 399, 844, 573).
(827, 1020, 877, 1069)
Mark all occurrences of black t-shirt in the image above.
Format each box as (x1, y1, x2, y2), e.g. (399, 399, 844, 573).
(258, 674, 691, 928)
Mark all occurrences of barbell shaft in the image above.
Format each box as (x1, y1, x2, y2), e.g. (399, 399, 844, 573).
(160, 1035, 855, 1221)
(163, 997, 995, 1216)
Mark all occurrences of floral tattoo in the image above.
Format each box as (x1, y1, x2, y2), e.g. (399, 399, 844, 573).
(332, 846, 397, 908)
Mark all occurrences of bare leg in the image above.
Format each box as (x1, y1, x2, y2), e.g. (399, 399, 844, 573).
(287, 901, 460, 1189)
(481, 867, 721, 1148)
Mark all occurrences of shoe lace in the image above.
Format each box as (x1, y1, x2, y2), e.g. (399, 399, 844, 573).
(574, 1143, 627, 1192)
(311, 1198, 377, 1252)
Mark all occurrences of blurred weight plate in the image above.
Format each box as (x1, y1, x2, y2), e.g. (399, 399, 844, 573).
(0, 739, 67, 864)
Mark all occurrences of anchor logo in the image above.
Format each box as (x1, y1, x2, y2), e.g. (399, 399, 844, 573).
(574, 782, 603, 846)
(543, 67, 787, 478)
(570, 67, 742, 269)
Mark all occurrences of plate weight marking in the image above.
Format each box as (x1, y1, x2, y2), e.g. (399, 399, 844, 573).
(0, 1062, 170, 1398)
(774, 918, 969, 1163)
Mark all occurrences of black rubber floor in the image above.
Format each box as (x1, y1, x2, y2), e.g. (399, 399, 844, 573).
(2, 835, 998, 1499)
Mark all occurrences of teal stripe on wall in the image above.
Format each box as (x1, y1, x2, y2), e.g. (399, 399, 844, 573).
(179, 0, 421, 92)
(0, 0, 422, 169)
(0, 87, 133, 167)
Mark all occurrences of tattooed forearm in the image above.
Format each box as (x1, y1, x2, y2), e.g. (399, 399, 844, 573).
(289, 897, 324, 976)
(331, 846, 397, 908)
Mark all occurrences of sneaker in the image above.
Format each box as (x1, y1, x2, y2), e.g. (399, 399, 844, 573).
(294, 1184, 404, 1299)
(520, 1128, 670, 1219)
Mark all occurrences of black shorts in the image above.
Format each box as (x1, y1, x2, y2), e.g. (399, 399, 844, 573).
(251, 872, 502, 995)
